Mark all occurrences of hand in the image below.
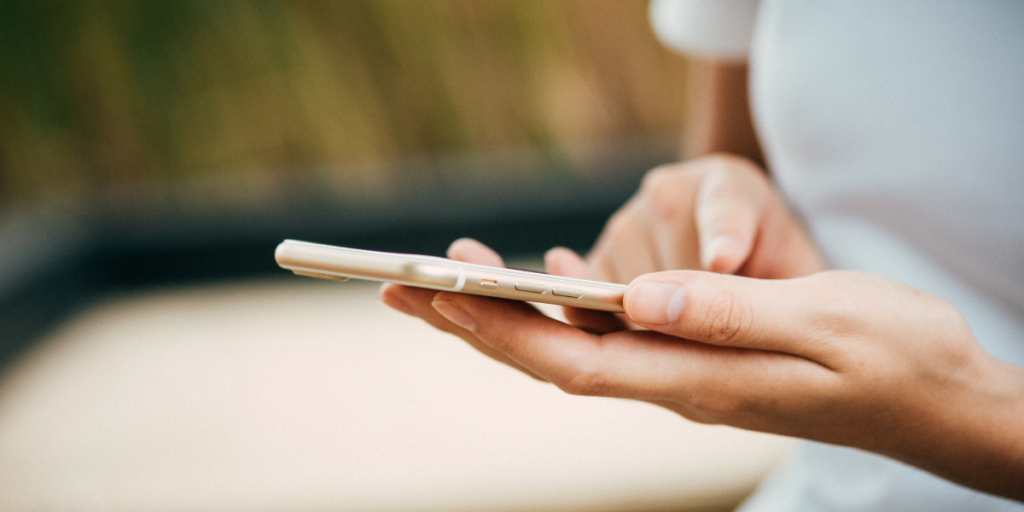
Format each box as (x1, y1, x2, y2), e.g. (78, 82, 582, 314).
(378, 238, 547, 378)
(549, 154, 826, 284)
(384, 247, 1024, 500)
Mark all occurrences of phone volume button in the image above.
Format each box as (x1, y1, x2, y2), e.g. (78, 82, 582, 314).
(515, 283, 546, 294)
(552, 287, 583, 298)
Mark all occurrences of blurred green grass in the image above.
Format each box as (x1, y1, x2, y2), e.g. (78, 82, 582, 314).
(0, 0, 688, 211)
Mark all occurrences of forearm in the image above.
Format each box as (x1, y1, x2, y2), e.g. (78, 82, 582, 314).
(684, 59, 764, 167)
(893, 357, 1024, 501)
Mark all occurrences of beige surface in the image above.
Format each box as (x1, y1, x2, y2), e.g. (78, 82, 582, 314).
(0, 278, 793, 512)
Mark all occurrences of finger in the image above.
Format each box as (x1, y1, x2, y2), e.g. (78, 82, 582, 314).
(380, 283, 543, 379)
(545, 247, 628, 333)
(650, 207, 701, 271)
(447, 238, 505, 267)
(431, 290, 830, 407)
(623, 270, 832, 362)
(694, 164, 768, 274)
(544, 246, 589, 278)
(637, 166, 703, 271)
(432, 290, 688, 399)
(742, 204, 829, 279)
(587, 200, 659, 284)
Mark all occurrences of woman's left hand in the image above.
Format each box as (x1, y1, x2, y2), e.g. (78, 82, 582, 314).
(381, 242, 1024, 500)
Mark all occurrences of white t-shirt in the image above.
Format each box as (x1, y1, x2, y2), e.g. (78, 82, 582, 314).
(651, 1, 1024, 510)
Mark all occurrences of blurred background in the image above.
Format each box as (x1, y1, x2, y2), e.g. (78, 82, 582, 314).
(0, 0, 688, 210)
(0, 0, 690, 352)
(0, 2, 793, 511)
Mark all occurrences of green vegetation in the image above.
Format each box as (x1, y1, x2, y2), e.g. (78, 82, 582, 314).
(0, 0, 687, 210)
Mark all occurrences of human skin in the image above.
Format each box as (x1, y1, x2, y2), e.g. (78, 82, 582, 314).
(683, 59, 765, 166)
(379, 155, 1024, 500)
(382, 58, 1024, 500)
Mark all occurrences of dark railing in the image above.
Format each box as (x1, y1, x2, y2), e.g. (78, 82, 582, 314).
(0, 140, 674, 369)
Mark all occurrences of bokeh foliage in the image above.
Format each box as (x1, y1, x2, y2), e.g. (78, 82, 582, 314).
(0, 0, 687, 209)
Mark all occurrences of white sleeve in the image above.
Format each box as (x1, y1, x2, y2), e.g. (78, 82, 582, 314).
(649, 0, 760, 62)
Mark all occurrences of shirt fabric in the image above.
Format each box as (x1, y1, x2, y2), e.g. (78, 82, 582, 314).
(650, 1, 1024, 510)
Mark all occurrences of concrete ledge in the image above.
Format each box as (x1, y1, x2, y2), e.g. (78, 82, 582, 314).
(0, 278, 792, 512)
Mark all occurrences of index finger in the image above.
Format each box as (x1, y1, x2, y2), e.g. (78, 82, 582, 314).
(431, 291, 832, 409)
(694, 162, 768, 273)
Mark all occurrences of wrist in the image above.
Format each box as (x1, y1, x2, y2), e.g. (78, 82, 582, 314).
(899, 354, 1024, 500)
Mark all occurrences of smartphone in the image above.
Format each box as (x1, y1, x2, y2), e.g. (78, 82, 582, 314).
(275, 239, 626, 312)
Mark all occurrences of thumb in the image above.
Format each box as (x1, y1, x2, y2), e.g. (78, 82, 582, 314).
(623, 270, 817, 358)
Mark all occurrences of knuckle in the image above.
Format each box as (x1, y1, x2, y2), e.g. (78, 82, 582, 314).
(558, 369, 608, 397)
(639, 165, 680, 195)
(687, 388, 751, 423)
(640, 166, 699, 221)
(708, 155, 769, 189)
(804, 311, 857, 342)
(705, 152, 761, 175)
(796, 287, 856, 335)
(477, 325, 515, 350)
(649, 184, 685, 221)
(700, 291, 751, 345)
(604, 207, 633, 234)
(912, 291, 977, 363)
(705, 156, 769, 195)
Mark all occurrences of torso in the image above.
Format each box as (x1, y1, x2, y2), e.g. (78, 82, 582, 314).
(740, 2, 1024, 510)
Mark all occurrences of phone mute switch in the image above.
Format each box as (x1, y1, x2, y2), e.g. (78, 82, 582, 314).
(552, 287, 584, 298)
(515, 283, 547, 294)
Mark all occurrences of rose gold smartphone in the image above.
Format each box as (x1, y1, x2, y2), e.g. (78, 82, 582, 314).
(275, 240, 626, 312)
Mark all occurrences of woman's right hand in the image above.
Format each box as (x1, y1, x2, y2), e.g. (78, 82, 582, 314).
(545, 154, 827, 285)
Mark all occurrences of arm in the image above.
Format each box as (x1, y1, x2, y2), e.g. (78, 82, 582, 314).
(388, 260, 1024, 501)
(379, 164, 1024, 499)
(560, 58, 783, 288)
(381, 20, 1024, 499)
(684, 59, 764, 166)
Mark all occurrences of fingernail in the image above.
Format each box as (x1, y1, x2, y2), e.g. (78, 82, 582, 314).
(378, 285, 415, 316)
(433, 300, 476, 331)
(701, 235, 731, 270)
(626, 281, 685, 325)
